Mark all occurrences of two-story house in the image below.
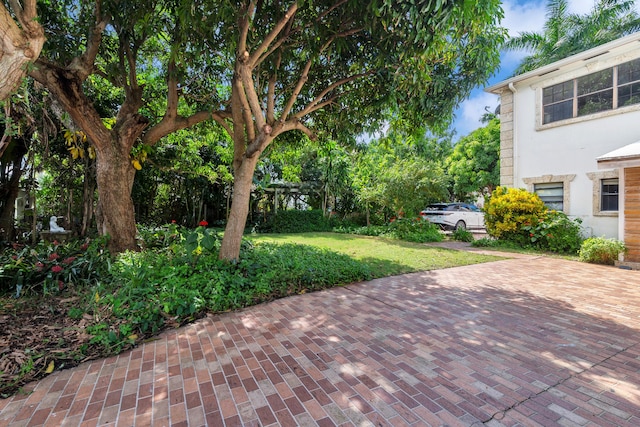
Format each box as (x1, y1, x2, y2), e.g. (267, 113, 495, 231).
(486, 32, 640, 266)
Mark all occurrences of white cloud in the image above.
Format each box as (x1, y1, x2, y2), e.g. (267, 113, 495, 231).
(452, 91, 500, 137)
(501, 0, 547, 37)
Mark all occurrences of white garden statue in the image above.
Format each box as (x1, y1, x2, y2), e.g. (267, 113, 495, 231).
(49, 216, 65, 232)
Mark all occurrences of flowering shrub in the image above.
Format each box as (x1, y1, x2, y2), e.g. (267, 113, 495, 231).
(483, 187, 583, 254)
(484, 187, 548, 243)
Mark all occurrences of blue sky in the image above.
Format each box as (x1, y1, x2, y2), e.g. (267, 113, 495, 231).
(451, 0, 637, 138)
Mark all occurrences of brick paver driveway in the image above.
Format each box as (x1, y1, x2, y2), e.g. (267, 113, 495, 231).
(1, 255, 639, 426)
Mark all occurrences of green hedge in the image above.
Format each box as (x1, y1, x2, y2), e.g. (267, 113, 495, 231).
(258, 209, 336, 233)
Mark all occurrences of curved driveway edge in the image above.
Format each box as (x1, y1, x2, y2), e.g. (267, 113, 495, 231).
(1, 256, 639, 426)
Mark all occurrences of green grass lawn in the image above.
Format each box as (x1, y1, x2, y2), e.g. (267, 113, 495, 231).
(249, 232, 503, 277)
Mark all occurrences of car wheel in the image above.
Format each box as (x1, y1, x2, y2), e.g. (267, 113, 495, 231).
(454, 220, 466, 231)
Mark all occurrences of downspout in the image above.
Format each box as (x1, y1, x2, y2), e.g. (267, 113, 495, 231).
(508, 82, 518, 187)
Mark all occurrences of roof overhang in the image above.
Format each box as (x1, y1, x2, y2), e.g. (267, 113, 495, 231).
(485, 32, 640, 94)
(597, 142, 640, 169)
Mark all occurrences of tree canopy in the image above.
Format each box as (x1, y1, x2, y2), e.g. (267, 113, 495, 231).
(1, 0, 506, 260)
(446, 117, 500, 201)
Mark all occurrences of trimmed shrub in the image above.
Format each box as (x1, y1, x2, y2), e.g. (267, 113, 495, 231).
(258, 209, 335, 233)
(579, 237, 626, 265)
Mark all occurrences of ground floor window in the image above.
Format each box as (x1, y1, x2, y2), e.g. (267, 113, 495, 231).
(587, 170, 619, 216)
(601, 178, 619, 211)
(534, 182, 564, 210)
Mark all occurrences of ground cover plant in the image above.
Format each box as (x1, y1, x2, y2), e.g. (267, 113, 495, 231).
(0, 226, 500, 396)
(333, 217, 444, 244)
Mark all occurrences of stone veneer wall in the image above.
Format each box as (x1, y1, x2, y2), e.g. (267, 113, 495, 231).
(499, 89, 514, 187)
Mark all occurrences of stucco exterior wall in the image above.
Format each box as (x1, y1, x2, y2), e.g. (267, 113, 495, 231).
(509, 82, 640, 238)
(501, 51, 640, 239)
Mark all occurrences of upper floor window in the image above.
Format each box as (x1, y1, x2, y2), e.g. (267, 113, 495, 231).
(542, 58, 640, 124)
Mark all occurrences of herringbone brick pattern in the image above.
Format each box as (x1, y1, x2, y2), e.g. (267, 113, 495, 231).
(1, 254, 639, 426)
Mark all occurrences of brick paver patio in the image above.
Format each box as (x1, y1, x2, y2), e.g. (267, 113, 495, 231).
(1, 254, 639, 426)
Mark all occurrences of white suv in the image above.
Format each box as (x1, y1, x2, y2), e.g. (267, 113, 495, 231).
(420, 203, 485, 231)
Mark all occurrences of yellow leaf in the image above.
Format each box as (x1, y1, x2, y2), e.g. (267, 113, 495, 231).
(132, 159, 142, 170)
(88, 146, 96, 159)
(128, 334, 138, 341)
(94, 291, 100, 303)
(69, 147, 78, 159)
(78, 147, 85, 158)
(45, 361, 55, 374)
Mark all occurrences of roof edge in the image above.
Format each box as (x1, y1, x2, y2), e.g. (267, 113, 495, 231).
(485, 31, 640, 94)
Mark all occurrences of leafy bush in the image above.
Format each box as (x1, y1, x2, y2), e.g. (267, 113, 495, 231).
(333, 225, 389, 237)
(388, 218, 443, 243)
(258, 209, 335, 233)
(579, 237, 626, 265)
(484, 186, 547, 243)
(0, 237, 112, 297)
(334, 218, 443, 243)
(451, 227, 474, 242)
(483, 187, 583, 254)
(522, 210, 583, 254)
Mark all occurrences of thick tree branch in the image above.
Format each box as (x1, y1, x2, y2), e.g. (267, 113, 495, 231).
(239, 66, 265, 131)
(165, 58, 179, 120)
(279, 120, 315, 140)
(294, 71, 375, 119)
(238, 1, 256, 58)
(142, 110, 232, 146)
(280, 59, 312, 122)
(248, 2, 298, 68)
(68, 2, 109, 80)
(266, 52, 282, 123)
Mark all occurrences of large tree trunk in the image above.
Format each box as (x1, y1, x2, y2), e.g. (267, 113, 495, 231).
(94, 137, 138, 253)
(0, 2, 44, 101)
(219, 155, 260, 261)
(0, 139, 27, 242)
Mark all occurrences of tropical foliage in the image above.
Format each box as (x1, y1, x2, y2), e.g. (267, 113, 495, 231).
(505, 0, 640, 75)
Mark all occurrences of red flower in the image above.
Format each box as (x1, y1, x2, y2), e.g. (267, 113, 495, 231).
(11, 255, 17, 260)
(58, 281, 65, 291)
(199, 220, 208, 227)
(390, 216, 396, 223)
(35, 262, 44, 271)
(81, 243, 89, 251)
(62, 257, 76, 264)
(171, 219, 176, 224)
(529, 233, 534, 237)
(49, 253, 60, 261)
(53, 240, 60, 246)
(51, 265, 63, 273)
